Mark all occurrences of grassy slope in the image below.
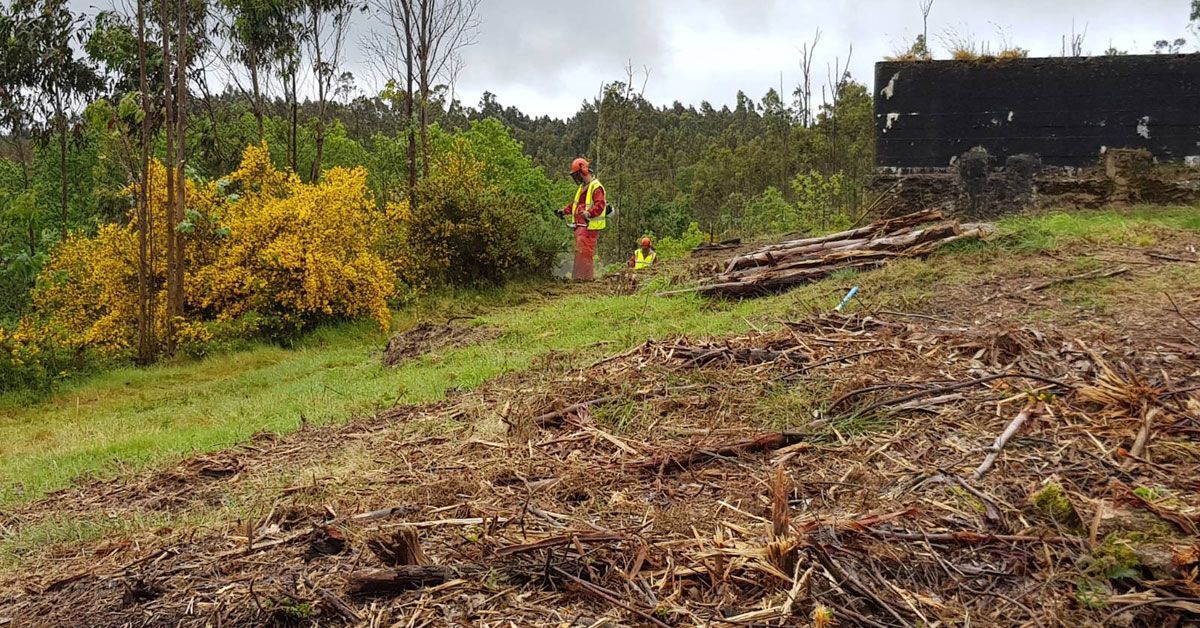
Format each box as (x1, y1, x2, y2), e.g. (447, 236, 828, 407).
(0, 285, 798, 504)
(1, 206, 1196, 505)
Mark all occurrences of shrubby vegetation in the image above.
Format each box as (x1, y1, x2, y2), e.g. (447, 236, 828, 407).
(0, 0, 882, 391)
(1, 123, 570, 390)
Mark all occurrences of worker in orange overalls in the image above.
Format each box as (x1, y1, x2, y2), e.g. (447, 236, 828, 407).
(557, 157, 606, 281)
(629, 236, 656, 270)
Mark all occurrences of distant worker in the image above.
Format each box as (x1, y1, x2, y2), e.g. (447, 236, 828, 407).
(630, 236, 656, 270)
(557, 157, 606, 281)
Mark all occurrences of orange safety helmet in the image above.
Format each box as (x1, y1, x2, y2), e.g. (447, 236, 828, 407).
(570, 157, 590, 177)
(640, 237, 652, 247)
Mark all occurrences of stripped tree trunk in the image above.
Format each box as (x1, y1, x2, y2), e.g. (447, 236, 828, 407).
(161, 0, 177, 354)
(136, 0, 155, 364)
(169, 0, 188, 355)
(403, 0, 416, 197)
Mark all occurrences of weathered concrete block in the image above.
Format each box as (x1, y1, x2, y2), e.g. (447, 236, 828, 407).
(875, 54, 1200, 168)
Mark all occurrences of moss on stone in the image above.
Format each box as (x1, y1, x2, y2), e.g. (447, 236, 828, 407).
(1091, 533, 1142, 580)
(1031, 482, 1078, 525)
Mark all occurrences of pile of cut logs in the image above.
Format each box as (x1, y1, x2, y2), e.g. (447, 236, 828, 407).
(664, 209, 992, 297)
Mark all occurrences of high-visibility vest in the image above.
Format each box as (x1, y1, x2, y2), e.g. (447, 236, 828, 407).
(634, 248, 656, 269)
(572, 179, 606, 231)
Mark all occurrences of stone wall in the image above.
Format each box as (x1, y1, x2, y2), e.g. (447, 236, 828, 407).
(870, 148, 1200, 218)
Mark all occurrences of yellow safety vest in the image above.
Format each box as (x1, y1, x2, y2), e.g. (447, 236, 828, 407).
(572, 179, 606, 231)
(634, 249, 656, 269)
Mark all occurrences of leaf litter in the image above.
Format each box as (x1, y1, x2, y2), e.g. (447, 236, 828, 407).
(3, 260, 1200, 627)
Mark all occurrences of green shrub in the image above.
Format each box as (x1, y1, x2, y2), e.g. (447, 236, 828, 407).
(655, 222, 705, 260)
(792, 171, 852, 233)
(742, 187, 799, 236)
(400, 135, 558, 288)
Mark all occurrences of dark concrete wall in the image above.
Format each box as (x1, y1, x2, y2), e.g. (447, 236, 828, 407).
(874, 54, 1200, 168)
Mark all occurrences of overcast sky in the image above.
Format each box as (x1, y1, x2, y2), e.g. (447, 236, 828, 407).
(73, 0, 1198, 118)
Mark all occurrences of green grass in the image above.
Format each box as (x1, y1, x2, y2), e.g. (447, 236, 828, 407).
(1, 510, 196, 565)
(2, 205, 1197, 506)
(0, 282, 806, 505)
(996, 205, 1200, 251)
(752, 380, 835, 431)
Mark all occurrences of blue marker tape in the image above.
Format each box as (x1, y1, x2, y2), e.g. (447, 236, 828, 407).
(835, 286, 860, 312)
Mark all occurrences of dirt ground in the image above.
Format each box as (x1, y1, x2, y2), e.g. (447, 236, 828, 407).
(381, 321, 503, 367)
(2, 240, 1199, 627)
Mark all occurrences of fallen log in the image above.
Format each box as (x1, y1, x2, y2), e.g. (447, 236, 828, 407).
(725, 220, 958, 276)
(709, 260, 889, 297)
(672, 217, 985, 298)
(725, 208, 945, 271)
(533, 396, 617, 428)
(345, 566, 461, 596)
(725, 237, 873, 271)
(723, 249, 899, 282)
(900, 227, 990, 256)
(660, 260, 888, 297)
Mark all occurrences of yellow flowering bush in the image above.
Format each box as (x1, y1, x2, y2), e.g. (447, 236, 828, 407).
(0, 322, 75, 391)
(194, 144, 393, 331)
(30, 160, 221, 356)
(14, 143, 393, 381)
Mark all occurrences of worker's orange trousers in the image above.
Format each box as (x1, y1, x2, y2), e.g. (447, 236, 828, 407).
(573, 227, 598, 281)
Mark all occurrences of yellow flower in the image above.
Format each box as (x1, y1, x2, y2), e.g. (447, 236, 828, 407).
(23, 142, 395, 362)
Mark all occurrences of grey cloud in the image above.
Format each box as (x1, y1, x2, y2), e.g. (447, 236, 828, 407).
(67, 0, 1199, 118)
(457, 0, 670, 101)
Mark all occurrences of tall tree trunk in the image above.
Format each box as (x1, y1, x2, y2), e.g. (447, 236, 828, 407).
(161, 0, 177, 354)
(417, 0, 430, 179)
(309, 10, 325, 182)
(13, 118, 34, 257)
(136, 0, 154, 364)
(14, 119, 29, 190)
(250, 45, 264, 141)
(311, 117, 325, 182)
(403, 0, 416, 198)
(7, 129, 34, 258)
(289, 66, 298, 173)
(170, 0, 188, 351)
(311, 125, 325, 182)
(419, 76, 429, 178)
(55, 95, 68, 241)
